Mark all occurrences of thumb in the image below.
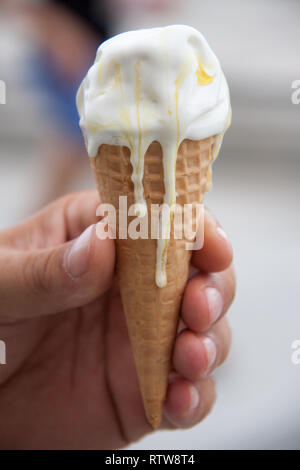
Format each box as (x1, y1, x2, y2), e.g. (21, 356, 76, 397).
(0, 223, 115, 321)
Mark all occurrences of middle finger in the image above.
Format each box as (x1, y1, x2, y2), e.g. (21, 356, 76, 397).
(173, 317, 232, 382)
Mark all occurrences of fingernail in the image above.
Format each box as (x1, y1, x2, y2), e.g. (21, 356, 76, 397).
(203, 336, 217, 372)
(206, 287, 223, 324)
(189, 385, 199, 411)
(66, 225, 94, 278)
(217, 226, 229, 241)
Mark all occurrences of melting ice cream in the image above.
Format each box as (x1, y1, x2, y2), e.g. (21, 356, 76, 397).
(77, 25, 231, 287)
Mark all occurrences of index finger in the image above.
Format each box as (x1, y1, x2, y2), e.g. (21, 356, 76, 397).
(0, 191, 100, 250)
(191, 209, 233, 273)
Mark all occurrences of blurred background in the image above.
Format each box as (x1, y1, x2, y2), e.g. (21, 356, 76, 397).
(0, 0, 299, 450)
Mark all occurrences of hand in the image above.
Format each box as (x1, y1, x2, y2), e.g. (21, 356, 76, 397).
(0, 191, 235, 449)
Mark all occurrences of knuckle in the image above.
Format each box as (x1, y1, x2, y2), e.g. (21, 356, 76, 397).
(217, 263, 236, 309)
(227, 264, 236, 303)
(24, 250, 54, 296)
(211, 318, 232, 366)
(220, 320, 232, 365)
(199, 378, 216, 422)
(221, 326, 232, 365)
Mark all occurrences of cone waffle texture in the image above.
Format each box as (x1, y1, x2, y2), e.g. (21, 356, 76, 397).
(90, 137, 215, 428)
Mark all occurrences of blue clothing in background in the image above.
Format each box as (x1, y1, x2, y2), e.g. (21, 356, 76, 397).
(29, 51, 85, 140)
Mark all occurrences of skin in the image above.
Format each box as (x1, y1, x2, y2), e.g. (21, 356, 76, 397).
(0, 191, 235, 449)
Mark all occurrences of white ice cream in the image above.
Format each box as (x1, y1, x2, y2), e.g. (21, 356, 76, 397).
(77, 25, 231, 287)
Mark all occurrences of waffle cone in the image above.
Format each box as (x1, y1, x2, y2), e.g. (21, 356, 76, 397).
(90, 137, 214, 428)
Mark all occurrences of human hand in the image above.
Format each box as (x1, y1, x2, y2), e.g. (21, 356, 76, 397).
(0, 191, 235, 449)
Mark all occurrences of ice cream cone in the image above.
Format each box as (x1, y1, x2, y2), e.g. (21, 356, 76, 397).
(90, 136, 215, 428)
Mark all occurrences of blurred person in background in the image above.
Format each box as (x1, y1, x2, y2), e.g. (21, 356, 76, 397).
(2, 0, 171, 209)
(3, 0, 110, 209)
